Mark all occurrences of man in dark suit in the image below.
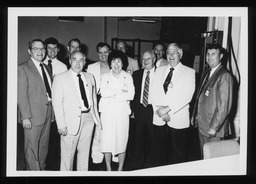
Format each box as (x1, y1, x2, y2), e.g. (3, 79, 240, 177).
(62, 38, 81, 69)
(131, 50, 156, 169)
(191, 43, 234, 158)
(18, 39, 54, 170)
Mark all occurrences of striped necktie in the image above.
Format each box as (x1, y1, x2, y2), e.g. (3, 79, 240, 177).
(142, 71, 150, 107)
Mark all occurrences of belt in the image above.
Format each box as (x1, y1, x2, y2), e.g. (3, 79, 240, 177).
(81, 109, 90, 113)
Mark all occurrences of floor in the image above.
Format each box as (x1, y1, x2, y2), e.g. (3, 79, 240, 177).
(17, 119, 201, 171)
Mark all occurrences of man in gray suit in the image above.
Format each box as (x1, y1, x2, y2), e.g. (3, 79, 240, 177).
(18, 39, 54, 170)
(191, 43, 234, 158)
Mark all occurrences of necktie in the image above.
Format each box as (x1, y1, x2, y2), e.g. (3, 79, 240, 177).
(40, 63, 51, 98)
(77, 74, 89, 108)
(142, 71, 150, 107)
(163, 68, 174, 93)
(191, 69, 211, 126)
(48, 60, 53, 76)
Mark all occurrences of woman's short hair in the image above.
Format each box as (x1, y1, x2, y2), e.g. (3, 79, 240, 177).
(107, 49, 128, 71)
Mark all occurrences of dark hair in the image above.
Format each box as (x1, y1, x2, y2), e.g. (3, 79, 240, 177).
(107, 49, 128, 71)
(44, 37, 60, 48)
(206, 43, 225, 54)
(153, 41, 166, 51)
(68, 38, 81, 47)
(28, 39, 45, 50)
(96, 42, 111, 52)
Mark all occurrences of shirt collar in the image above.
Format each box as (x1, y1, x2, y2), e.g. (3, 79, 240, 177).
(144, 66, 155, 73)
(31, 57, 43, 66)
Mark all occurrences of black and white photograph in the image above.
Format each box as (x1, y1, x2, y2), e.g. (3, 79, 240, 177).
(6, 7, 248, 177)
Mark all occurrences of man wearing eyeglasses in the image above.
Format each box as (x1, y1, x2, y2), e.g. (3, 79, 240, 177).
(150, 43, 195, 166)
(18, 39, 54, 170)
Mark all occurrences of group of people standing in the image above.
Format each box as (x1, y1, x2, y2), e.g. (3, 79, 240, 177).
(17, 37, 234, 172)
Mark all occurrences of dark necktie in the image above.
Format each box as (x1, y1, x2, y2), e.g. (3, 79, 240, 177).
(163, 67, 174, 93)
(39, 63, 51, 98)
(191, 69, 211, 126)
(142, 71, 150, 107)
(77, 74, 89, 108)
(48, 60, 53, 76)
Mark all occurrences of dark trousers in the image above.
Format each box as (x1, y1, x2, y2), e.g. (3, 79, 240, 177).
(166, 127, 188, 164)
(152, 124, 168, 167)
(133, 104, 154, 169)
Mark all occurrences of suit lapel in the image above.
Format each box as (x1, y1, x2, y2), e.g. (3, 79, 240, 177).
(67, 70, 81, 104)
(28, 59, 46, 91)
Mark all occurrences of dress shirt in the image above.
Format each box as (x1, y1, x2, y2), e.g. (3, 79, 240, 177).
(31, 57, 52, 100)
(70, 70, 92, 111)
(209, 63, 221, 78)
(163, 62, 181, 87)
(140, 67, 155, 105)
(43, 57, 67, 76)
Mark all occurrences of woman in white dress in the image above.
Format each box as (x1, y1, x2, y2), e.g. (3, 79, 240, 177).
(99, 50, 135, 171)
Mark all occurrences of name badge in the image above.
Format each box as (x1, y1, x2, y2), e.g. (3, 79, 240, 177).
(205, 90, 209, 96)
(168, 82, 173, 88)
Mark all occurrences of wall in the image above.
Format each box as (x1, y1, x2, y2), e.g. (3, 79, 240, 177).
(18, 17, 105, 64)
(18, 16, 162, 65)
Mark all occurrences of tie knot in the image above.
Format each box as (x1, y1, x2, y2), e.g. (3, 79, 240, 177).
(170, 67, 174, 72)
(77, 74, 81, 78)
(147, 71, 150, 75)
(39, 63, 43, 67)
(48, 60, 52, 64)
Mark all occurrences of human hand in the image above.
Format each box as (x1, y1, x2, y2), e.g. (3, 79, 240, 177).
(207, 128, 217, 138)
(156, 105, 170, 117)
(22, 119, 32, 130)
(58, 127, 68, 136)
(160, 113, 170, 123)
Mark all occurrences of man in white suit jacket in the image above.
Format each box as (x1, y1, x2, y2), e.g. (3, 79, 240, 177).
(150, 43, 195, 166)
(52, 51, 102, 171)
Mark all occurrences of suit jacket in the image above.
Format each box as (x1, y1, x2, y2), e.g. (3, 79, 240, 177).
(150, 63, 195, 129)
(131, 68, 155, 118)
(127, 57, 139, 75)
(52, 69, 102, 136)
(131, 69, 144, 118)
(18, 59, 53, 125)
(87, 61, 101, 94)
(192, 65, 233, 137)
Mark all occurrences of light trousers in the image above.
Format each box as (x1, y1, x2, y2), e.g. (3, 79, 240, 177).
(60, 111, 94, 171)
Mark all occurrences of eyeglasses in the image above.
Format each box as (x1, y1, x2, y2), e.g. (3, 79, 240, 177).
(166, 51, 179, 56)
(32, 47, 45, 52)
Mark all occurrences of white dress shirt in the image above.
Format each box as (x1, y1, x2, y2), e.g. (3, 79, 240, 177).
(43, 56, 67, 76)
(31, 57, 52, 100)
(209, 63, 221, 78)
(70, 70, 92, 111)
(140, 67, 155, 105)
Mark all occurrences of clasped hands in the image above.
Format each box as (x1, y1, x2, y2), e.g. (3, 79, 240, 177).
(156, 105, 171, 123)
(58, 127, 68, 136)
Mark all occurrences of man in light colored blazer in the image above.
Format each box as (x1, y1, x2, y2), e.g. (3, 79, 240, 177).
(153, 41, 168, 68)
(52, 51, 102, 171)
(191, 43, 234, 158)
(150, 43, 195, 166)
(18, 39, 54, 170)
(87, 42, 111, 95)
